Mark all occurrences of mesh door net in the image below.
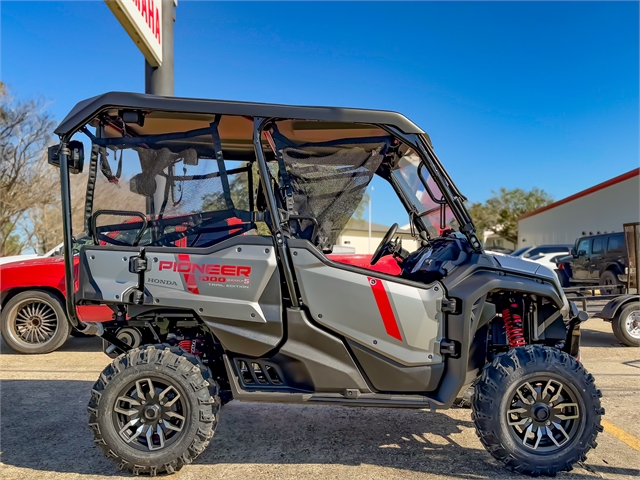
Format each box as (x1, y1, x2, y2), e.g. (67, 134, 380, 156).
(280, 141, 387, 251)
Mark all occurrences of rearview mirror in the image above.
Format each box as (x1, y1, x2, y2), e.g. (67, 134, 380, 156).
(48, 141, 84, 174)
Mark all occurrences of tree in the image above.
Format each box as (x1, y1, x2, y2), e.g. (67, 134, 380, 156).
(469, 187, 553, 245)
(24, 172, 146, 253)
(0, 83, 56, 255)
(201, 163, 270, 235)
(1, 222, 22, 256)
(353, 192, 370, 221)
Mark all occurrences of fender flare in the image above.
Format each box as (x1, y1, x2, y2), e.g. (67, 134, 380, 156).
(596, 294, 640, 320)
(435, 269, 567, 407)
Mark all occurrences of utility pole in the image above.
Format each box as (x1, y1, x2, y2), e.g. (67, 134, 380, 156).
(145, 0, 175, 96)
(146, 0, 175, 216)
(368, 187, 373, 253)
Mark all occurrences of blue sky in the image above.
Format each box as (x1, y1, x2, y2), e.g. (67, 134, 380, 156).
(2, 1, 638, 227)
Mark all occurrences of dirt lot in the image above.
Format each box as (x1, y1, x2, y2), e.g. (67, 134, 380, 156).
(1, 319, 639, 480)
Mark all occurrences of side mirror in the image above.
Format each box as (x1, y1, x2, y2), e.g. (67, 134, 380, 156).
(570, 248, 577, 257)
(48, 141, 84, 174)
(578, 250, 587, 257)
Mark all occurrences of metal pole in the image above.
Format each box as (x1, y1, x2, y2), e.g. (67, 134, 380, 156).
(58, 143, 79, 328)
(368, 187, 372, 253)
(146, 0, 175, 215)
(145, 0, 175, 96)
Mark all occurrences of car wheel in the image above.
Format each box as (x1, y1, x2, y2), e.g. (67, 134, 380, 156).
(472, 345, 604, 476)
(1, 290, 71, 354)
(600, 270, 622, 295)
(612, 302, 640, 347)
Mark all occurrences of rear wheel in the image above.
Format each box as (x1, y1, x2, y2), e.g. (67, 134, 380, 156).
(600, 270, 622, 295)
(472, 345, 603, 476)
(88, 344, 220, 476)
(612, 302, 640, 347)
(1, 290, 70, 354)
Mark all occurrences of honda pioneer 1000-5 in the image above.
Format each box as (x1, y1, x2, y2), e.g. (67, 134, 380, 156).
(51, 92, 602, 476)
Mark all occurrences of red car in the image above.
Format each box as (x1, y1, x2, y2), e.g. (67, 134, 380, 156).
(1, 245, 400, 354)
(0, 255, 112, 354)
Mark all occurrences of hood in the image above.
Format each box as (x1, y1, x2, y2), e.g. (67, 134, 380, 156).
(0, 255, 66, 270)
(0, 254, 39, 266)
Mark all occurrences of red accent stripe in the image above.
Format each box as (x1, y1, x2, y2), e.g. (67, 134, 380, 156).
(367, 277, 402, 341)
(177, 254, 200, 294)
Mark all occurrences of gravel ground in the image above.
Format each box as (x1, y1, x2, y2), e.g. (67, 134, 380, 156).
(1, 319, 639, 480)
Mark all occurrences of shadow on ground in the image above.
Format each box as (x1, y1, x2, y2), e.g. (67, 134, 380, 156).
(0, 335, 103, 355)
(580, 322, 626, 348)
(2, 379, 639, 479)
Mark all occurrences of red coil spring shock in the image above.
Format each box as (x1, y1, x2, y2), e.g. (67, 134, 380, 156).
(178, 340, 193, 353)
(502, 303, 526, 348)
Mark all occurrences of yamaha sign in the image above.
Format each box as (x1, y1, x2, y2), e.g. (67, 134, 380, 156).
(106, 0, 164, 66)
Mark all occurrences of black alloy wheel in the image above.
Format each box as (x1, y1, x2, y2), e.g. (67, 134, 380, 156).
(505, 377, 581, 451)
(113, 376, 188, 451)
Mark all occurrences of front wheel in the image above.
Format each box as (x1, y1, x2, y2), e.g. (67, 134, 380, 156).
(612, 302, 640, 347)
(88, 345, 220, 475)
(472, 346, 604, 476)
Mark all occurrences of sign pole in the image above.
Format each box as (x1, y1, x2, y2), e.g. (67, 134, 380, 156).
(145, 0, 175, 96)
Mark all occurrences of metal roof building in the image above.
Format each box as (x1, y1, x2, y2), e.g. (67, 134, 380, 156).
(518, 168, 640, 247)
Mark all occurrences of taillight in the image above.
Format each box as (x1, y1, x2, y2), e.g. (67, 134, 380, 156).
(558, 264, 564, 270)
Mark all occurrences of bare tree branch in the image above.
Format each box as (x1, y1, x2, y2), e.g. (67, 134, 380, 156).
(0, 83, 56, 255)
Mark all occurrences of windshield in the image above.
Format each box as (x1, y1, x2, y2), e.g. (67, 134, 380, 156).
(391, 151, 458, 238)
(511, 247, 531, 257)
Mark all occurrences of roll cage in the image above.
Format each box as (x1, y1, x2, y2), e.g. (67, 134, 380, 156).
(53, 93, 481, 332)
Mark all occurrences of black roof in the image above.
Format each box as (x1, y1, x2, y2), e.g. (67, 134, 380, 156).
(54, 92, 426, 137)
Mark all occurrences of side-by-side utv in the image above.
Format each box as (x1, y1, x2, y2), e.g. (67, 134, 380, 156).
(51, 92, 602, 476)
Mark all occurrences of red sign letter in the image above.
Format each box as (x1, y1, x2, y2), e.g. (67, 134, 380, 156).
(159, 261, 172, 271)
(148, 0, 154, 31)
(141, 0, 147, 22)
(155, 7, 161, 44)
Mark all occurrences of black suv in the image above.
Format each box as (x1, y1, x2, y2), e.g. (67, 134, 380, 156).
(556, 232, 628, 290)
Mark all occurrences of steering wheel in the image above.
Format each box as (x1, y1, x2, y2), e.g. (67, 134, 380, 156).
(370, 223, 398, 265)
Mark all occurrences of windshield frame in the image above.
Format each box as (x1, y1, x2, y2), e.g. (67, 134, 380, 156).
(377, 127, 482, 252)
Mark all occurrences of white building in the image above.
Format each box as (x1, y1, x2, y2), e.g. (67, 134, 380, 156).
(482, 230, 516, 251)
(336, 219, 419, 254)
(518, 168, 640, 248)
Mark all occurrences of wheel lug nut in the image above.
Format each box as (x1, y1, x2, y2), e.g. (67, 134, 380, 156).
(545, 420, 550, 425)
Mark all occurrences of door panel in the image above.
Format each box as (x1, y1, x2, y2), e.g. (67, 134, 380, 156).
(77, 237, 283, 356)
(573, 239, 591, 280)
(290, 246, 444, 366)
(589, 237, 605, 280)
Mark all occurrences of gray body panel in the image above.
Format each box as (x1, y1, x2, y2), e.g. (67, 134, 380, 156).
(290, 246, 444, 367)
(491, 254, 568, 315)
(267, 308, 371, 393)
(78, 237, 284, 356)
(494, 255, 559, 284)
